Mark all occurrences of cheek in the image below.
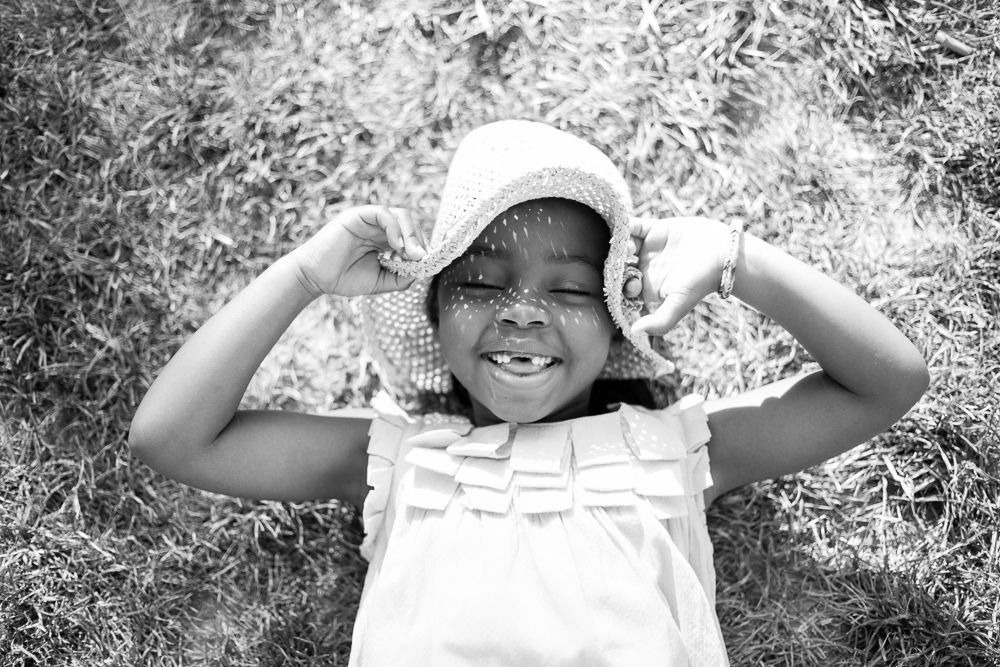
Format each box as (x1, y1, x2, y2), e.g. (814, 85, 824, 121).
(436, 288, 493, 344)
(437, 275, 474, 323)
(561, 301, 614, 330)
(588, 302, 614, 331)
(437, 286, 462, 319)
(559, 301, 616, 357)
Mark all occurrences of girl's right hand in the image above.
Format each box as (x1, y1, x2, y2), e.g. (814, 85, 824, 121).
(290, 205, 427, 298)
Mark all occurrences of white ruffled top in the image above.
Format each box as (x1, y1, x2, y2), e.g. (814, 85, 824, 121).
(349, 393, 729, 666)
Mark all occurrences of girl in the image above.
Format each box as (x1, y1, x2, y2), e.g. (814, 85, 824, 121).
(129, 120, 929, 665)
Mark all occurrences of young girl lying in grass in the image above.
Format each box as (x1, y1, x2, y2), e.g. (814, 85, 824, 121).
(129, 120, 928, 665)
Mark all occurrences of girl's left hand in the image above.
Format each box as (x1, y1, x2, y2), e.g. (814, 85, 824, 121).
(627, 216, 731, 336)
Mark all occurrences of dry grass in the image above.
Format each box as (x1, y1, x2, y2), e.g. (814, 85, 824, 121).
(1, 0, 997, 664)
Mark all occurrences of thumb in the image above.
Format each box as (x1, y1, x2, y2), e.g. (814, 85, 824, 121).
(371, 270, 417, 295)
(630, 290, 698, 337)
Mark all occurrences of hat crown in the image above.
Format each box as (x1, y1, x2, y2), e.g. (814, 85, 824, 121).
(433, 120, 634, 247)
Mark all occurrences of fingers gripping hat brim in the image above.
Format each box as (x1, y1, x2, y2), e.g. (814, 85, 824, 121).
(361, 120, 674, 401)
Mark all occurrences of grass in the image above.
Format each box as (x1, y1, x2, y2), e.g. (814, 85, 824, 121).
(1, 0, 997, 664)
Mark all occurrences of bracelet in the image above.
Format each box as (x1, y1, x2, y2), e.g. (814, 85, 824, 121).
(718, 218, 744, 300)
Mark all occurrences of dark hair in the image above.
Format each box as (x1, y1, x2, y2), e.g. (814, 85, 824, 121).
(427, 273, 443, 328)
(588, 378, 666, 412)
(424, 275, 672, 417)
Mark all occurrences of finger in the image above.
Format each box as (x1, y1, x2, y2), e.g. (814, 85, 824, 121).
(356, 205, 405, 252)
(630, 291, 698, 337)
(630, 233, 647, 260)
(389, 207, 427, 260)
(630, 215, 710, 240)
(406, 209, 429, 249)
(627, 218, 645, 257)
(623, 275, 642, 299)
(628, 216, 658, 240)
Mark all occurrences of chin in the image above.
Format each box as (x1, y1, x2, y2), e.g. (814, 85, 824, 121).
(470, 394, 546, 425)
(483, 403, 544, 425)
(476, 392, 591, 425)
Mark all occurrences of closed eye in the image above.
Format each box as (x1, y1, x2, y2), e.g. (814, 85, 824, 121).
(551, 283, 598, 296)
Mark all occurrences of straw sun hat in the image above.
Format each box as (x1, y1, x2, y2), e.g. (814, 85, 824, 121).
(361, 119, 674, 402)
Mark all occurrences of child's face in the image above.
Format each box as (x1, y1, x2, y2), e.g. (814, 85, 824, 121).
(436, 198, 616, 425)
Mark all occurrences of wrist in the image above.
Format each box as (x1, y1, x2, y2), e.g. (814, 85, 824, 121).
(728, 233, 789, 306)
(276, 252, 325, 304)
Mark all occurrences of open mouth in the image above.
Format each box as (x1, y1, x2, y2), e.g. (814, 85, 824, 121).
(484, 351, 559, 374)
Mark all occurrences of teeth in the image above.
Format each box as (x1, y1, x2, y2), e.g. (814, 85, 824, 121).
(488, 352, 553, 366)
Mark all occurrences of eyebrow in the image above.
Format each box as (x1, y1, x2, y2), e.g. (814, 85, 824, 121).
(464, 243, 604, 273)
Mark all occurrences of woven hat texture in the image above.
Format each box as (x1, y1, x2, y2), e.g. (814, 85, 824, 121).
(361, 120, 673, 401)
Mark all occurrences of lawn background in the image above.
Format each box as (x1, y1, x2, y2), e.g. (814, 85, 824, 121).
(1, 0, 998, 664)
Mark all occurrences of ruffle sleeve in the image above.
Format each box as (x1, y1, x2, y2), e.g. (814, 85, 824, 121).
(359, 392, 411, 562)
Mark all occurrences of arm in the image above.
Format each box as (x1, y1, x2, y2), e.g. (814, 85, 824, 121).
(128, 206, 427, 505)
(630, 218, 928, 504)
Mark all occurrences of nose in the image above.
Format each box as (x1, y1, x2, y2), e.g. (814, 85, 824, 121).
(495, 288, 552, 328)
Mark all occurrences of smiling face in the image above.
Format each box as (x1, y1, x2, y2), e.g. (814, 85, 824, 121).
(435, 198, 616, 426)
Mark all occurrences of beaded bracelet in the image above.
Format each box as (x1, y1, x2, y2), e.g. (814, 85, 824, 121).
(718, 218, 744, 300)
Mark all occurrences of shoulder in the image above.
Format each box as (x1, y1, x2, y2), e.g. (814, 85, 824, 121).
(621, 395, 711, 446)
(617, 396, 717, 506)
(364, 392, 472, 456)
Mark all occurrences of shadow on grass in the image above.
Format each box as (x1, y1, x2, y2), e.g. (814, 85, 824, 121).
(126, 493, 368, 665)
(710, 477, 997, 666)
